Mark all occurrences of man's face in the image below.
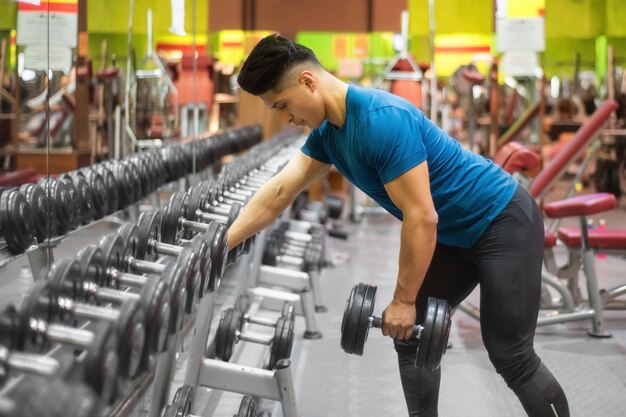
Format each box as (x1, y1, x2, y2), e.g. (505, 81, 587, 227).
(259, 71, 325, 129)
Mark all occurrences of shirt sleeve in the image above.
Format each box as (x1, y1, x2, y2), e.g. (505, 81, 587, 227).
(359, 106, 427, 184)
(300, 129, 333, 164)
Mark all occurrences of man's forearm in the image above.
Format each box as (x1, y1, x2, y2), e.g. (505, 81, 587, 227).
(227, 177, 294, 248)
(393, 215, 437, 305)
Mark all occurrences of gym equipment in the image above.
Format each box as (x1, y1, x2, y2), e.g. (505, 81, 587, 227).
(187, 184, 242, 228)
(0, 188, 34, 253)
(72, 246, 172, 367)
(262, 232, 322, 273)
(17, 183, 49, 243)
(235, 396, 257, 417)
(61, 173, 96, 225)
(233, 294, 296, 329)
(111, 225, 202, 314)
(0, 344, 60, 385)
(38, 178, 77, 236)
(46, 259, 146, 379)
(215, 307, 294, 369)
(74, 168, 109, 220)
(94, 234, 190, 334)
(0, 299, 119, 403)
(134, 210, 214, 295)
(340, 283, 451, 371)
(160, 192, 230, 281)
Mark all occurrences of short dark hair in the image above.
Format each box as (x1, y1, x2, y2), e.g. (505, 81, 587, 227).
(237, 34, 320, 96)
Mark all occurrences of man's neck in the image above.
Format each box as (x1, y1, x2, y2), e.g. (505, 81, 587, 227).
(321, 73, 349, 129)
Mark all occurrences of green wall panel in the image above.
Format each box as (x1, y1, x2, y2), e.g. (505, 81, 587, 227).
(545, 0, 605, 38)
(88, 0, 207, 35)
(408, 0, 492, 36)
(606, 0, 626, 37)
(0, 0, 16, 30)
(543, 37, 596, 78)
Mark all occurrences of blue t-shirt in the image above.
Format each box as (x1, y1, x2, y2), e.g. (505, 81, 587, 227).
(301, 84, 517, 248)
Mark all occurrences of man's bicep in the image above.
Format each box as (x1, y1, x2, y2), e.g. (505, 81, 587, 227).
(271, 151, 331, 198)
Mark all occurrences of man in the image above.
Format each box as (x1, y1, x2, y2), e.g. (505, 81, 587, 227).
(226, 34, 569, 417)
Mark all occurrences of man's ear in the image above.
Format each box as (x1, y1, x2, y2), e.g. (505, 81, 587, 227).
(299, 71, 317, 92)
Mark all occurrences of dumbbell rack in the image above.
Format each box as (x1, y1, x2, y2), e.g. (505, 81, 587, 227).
(0, 125, 274, 417)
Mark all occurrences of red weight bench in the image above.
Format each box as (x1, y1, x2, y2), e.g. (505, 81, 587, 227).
(460, 100, 620, 337)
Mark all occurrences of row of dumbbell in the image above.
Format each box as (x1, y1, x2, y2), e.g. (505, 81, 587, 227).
(161, 386, 271, 417)
(0, 131, 300, 416)
(167, 125, 263, 180)
(262, 226, 326, 273)
(0, 125, 264, 255)
(0, 208, 233, 405)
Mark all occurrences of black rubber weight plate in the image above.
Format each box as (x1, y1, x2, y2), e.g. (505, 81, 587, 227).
(340, 283, 368, 355)
(415, 297, 437, 370)
(354, 283, 376, 356)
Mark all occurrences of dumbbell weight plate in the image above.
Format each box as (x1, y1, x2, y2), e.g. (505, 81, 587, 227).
(47, 259, 145, 380)
(71, 246, 172, 369)
(0, 189, 34, 253)
(136, 209, 162, 262)
(19, 279, 120, 404)
(19, 183, 50, 242)
(81, 168, 109, 219)
(93, 165, 119, 214)
(68, 175, 95, 225)
(414, 297, 451, 371)
(160, 405, 182, 417)
(215, 308, 242, 362)
(172, 384, 194, 415)
(235, 396, 257, 417)
(161, 192, 188, 245)
(268, 316, 294, 369)
(340, 283, 372, 356)
(281, 302, 296, 322)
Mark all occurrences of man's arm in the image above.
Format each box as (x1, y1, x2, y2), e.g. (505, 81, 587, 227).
(227, 151, 331, 249)
(381, 161, 438, 340)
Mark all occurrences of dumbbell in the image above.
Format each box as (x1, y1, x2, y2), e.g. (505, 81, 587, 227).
(96, 233, 191, 333)
(134, 209, 214, 295)
(77, 167, 109, 219)
(69, 247, 172, 368)
(0, 298, 119, 403)
(18, 183, 49, 243)
(262, 234, 322, 272)
(45, 259, 146, 380)
(0, 188, 34, 253)
(91, 164, 119, 214)
(114, 224, 203, 313)
(215, 307, 294, 369)
(0, 344, 60, 385)
(61, 173, 95, 225)
(340, 283, 451, 371)
(160, 192, 230, 275)
(233, 294, 296, 329)
(159, 384, 194, 416)
(187, 184, 243, 228)
(3, 375, 103, 417)
(38, 178, 77, 236)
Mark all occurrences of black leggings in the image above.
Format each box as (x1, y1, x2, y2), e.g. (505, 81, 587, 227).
(394, 186, 569, 417)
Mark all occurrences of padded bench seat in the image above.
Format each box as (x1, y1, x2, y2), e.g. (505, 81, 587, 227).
(557, 227, 626, 250)
(545, 231, 557, 248)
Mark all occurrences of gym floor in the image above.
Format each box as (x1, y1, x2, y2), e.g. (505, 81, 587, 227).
(1, 183, 625, 417)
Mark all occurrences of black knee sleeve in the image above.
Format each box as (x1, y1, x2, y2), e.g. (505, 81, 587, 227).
(396, 348, 441, 417)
